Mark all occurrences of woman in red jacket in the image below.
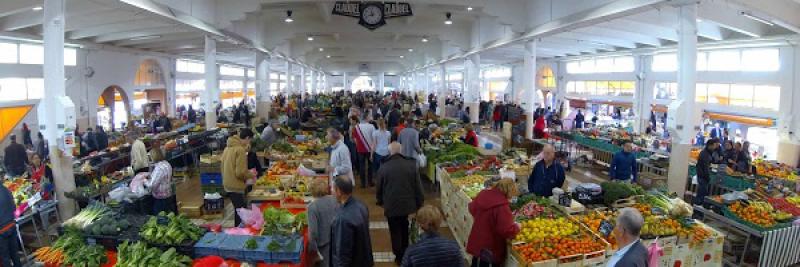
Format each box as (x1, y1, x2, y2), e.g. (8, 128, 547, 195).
(463, 124, 479, 147)
(466, 179, 520, 266)
(533, 115, 547, 139)
(492, 103, 503, 131)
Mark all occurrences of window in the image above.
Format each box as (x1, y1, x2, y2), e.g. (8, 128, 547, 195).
(19, 44, 44, 64)
(26, 78, 44, 99)
(0, 42, 17, 63)
(652, 53, 677, 72)
(707, 83, 730, 104)
(752, 85, 780, 110)
(729, 84, 753, 107)
(270, 73, 280, 80)
(654, 82, 678, 100)
(696, 52, 708, 71)
(0, 78, 44, 101)
(595, 58, 613, 71)
(220, 80, 243, 90)
(175, 79, 204, 92)
(247, 69, 255, 77)
(538, 67, 555, 89)
(247, 81, 255, 89)
(578, 60, 595, 73)
(566, 62, 580, 74)
(63, 48, 77, 66)
(613, 57, 635, 72)
(707, 50, 740, 71)
(177, 59, 205, 73)
(565, 80, 635, 96)
(484, 67, 511, 79)
(695, 83, 708, 103)
(447, 72, 463, 81)
(220, 65, 244, 77)
(566, 56, 634, 74)
(741, 49, 779, 71)
(688, 83, 779, 111)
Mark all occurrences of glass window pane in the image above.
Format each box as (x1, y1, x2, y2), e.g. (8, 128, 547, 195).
(64, 48, 77, 66)
(695, 83, 708, 103)
(270, 73, 279, 79)
(19, 44, 44, 64)
(753, 85, 780, 110)
(575, 81, 585, 94)
(0, 42, 18, 63)
(741, 49, 779, 71)
(729, 84, 753, 107)
(566, 62, 580, 74)
(652, 53, 676, 72)
(707, 83, 730, 105)
(596, 81, 609, 95)
(585, 81, 597, 95)
(247, 69, 255, 77)
(26, 78, 44, 100)
(619, 81, 636, 96)
(595, 58, 613, 72)
(696, 52, 707, 71)
(707, 50, 740, 71)
(220, 80, 244, 90)
(220, 65, 244, 76)
(579, 60, 595, 73)
(654, 82, 670, 100)
(0, 78, 28, 101)
(613, 57, 634, 72)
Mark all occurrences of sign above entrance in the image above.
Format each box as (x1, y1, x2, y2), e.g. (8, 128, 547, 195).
(332, 1, 413, 30)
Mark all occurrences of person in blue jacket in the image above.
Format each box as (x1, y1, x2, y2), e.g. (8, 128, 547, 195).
(0, 180, 20, 267)
(609, 141, 638, 182)
(528, 144, 566, 197)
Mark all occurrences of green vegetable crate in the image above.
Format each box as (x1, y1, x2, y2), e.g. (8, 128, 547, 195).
(267, 235, 303, 263)
(218, 234, 251, 261)
(194, 232, 226, 257)
(243, 236, 271, 262)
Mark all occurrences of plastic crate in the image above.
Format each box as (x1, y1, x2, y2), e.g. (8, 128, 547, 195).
(720, 176, 755, 191)
(722, 207, 790, 232)
(201, 173, 223, 185)
(242, 236, 271, 262)
(203, 197, 225, 212)
(194, 232, 227, 257)
(218, 234, 250, 261)
(266, 235, 303, 263)
(201, 185, 225, 194)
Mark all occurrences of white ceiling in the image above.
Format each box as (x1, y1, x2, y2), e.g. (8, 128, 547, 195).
(0, 0, 798, 75)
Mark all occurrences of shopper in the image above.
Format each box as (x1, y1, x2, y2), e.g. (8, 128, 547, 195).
(723, 141, 736, 168)
(376, 142, 424, 265)
(533, 115, 547, 139)
(95, 126, 109, 151)
(82, 127, 98, 154)
(574, 109, 585, 129)
(221, 128, 257, 226)
(350, 116, 376, 188)
(187, 104, 196, 124)
(327, 128, 355, 186)
(735, 141, 752, 174)
(387, 104, 402, 129)
(607, 208, 648, 267)
(401, 205, 465, 267)
(35, 132, 48, 161)
(0, 179, 20, 267)
(260, 121, 279, 147)
(371, 119, 391, 179)
(466, 179, 520, 266)
(3, 134, 28, 177)
(28, 154, 52, 185)
(330, 176, 373, 267)
(527, 144, 566, 197)
(129, 135, 149, 174)
(609, 141, 638, 182)
(146, 147, 174, 215)
(398, 118, 422, 159)
(463, 124, 479, 147)
(695, 139, 719, 206)
(21, 123, 32, 148)
(307, 178, 338, 267)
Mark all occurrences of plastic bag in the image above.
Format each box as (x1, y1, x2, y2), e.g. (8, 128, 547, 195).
(109, 186, 135, 202)
(129, 172, 150, 197)
(236, 204, 265, 230)
(297, 164, 317, 176)
(224, 227, 255, 236)
(647, 238, 664, 267)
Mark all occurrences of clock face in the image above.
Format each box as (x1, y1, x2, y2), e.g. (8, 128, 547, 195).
(361, 5, 383, 25)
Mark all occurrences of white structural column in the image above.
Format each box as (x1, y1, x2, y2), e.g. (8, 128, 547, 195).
(424, 68, 431, 98)
(285, 61, 293, 95)
(255, 53, 271, 119)
(204, 36, 219, 127)
(465, 54, 481, 123)
(311, 71, 318, 95)
(438, 64, 447, 117)
(299, 67, 306, 94)
(522, 40, 539, 139)
(343, 73, 349, 92)
(41, 0, 77, 218)
(378, 72, 385, 93)
(631, 55, 653, 134)
(667, 4, 699, 195)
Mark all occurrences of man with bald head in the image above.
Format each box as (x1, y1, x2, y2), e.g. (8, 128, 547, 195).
(376, 142, 424, 265)
(528, 144, 567, 197)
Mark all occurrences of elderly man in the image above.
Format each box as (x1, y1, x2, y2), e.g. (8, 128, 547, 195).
(326, 128, 355, 185)
(608, 208, 648, 267)
(397, 118, 422, 159)
(129, 134, 149, 174)
(376, 142, 424, 265)
(330, 176, 373, 267)
(260, 121, 279, 147)
(401, 205, 464, 267)
(610, 141, 638, 182)
(527, 144, 566, 197)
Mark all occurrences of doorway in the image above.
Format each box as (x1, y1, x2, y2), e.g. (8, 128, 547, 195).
(97, 86, 131, 131)
(351, 76, 374, 92)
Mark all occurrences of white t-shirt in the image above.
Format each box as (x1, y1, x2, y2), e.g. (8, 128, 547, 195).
(355, 122, 376, 150)
(372, 129, 391, 156)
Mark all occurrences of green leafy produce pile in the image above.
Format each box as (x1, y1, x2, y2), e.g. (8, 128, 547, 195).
(294, 211, 307, 229)
(251, 136, 270, 152)
(272, 141, 296, 153)
(262, 207, 298, 236)
(140, 212, 204, 246)
(86, 213, 132, 236)
(266, 238, 298, 252)
(63, 202, 111, 230)
(116, 241, 192, 267)
(427, 143, 480, 164)
(52, 230, 108, 267)
(601, 181, 645, 206)
(244, 238, 259, 250)
(511, 194, 550, 211)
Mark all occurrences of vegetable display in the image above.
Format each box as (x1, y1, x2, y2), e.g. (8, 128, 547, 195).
(63, 202, 111, 230)
(600, 181, 645, 206)
(140, 212, 205, 246)
(116, 241, 193, 267)
(244, 238, 259, 250)
(33, 230, 107, 267)
(86, 213, 132, 236)
(262, 207, 298, 236)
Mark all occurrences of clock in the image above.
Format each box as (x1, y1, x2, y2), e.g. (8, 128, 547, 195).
(358, 2, 385, 30)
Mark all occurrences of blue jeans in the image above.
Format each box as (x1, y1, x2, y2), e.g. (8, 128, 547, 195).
(0, 228, 21, 267)
(372, 154, 386, 179)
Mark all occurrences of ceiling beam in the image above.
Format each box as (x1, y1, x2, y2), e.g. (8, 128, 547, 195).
(113, 32, 203, 46)
(67, 20, 171, 40)
(626, 8, 726, 41)
(93, 26, 194, 43)
(554, 31, 638, 49)
(697, 1, 768, 38)
(724, 0, 800, 33)
(571, 26, 662, 46)
(600, 19, 678, 42)
(0, 12, 41, 31)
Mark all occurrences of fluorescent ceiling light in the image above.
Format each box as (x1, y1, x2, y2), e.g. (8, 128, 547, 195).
(421, 37, 428, 42)
(400, 55, 404, 58)
(466, 6, 473, 11)
(408, 48, 414, 52)
(129, 35, 161, 41)
(32, 6, 43, 11)
(307, 36, 314, 41)
(326, 55, 331, 58)
(285, 10, 294, 23)
(444, 13, 453, 25)
(319, 47, 324, 52)
(740, 11, 774, 26)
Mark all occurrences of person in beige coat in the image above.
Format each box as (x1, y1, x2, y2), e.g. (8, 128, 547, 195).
(221, 128, 256, 226)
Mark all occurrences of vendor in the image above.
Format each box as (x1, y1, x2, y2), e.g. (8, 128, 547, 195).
(609, 141, 638, 182)
(29, 154, 52, 185)
(527, 144, 566, 197)
(260, 121, 278, 147)
(695, 139, 719, 206)
(574, 109, 585, 129)
(129, 135, 149, 174)
(3, 134, 28, 177)
(146, 148, 174, 215)
(462, 124, 478, 147)
(0, 179, 20, 267)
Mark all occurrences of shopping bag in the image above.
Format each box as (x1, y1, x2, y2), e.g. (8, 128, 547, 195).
(416, 153, 427, 168)
(409, 217, 420, 245)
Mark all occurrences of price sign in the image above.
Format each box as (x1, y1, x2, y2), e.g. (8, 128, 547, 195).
(598, 220, 614, 238)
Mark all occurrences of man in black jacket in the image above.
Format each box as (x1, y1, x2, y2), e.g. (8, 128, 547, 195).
(330, 176, 373, 267)
(3, 135, 28, 177)
(0, 180, 20, 266)
(376, 142, 424, 265)
(695, 139, 719, 206)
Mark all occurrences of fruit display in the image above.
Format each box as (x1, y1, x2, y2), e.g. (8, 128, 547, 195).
(788, 196, 800, 206)
(262, 207, 303, 236)
(513, 201, 559, 220)
(641, 217, 681, 237)
(754, 160, 798, 181)
(462, 183, 483, 199)
(140, 212, 205, 246)
(767, 198, 800, 216)
(575, 210, 618, 248)
(513, 235, 606, 263)
(450, 175, 486, 187)
(267, 161, 298, 176)
(515, 217, 579, 242)
(687, 224, 712, 247)
(728, 201, 776, 228)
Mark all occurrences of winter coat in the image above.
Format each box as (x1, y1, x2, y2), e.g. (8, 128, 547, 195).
(610, 151, 638, 181)
(221, 135, 250, 193)
(376, 154, 424, 217)
(466, 188, 519, 264)
(330, 197, 374, 267)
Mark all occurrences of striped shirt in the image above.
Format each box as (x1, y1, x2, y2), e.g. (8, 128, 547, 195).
(401, 232, 465, 267)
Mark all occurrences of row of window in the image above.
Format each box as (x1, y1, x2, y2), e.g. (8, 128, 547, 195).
(0, 78, 44, 101)
(0, 42, 77, 66)
(651, 48, 779, 72)
(483, 67, 512, 79)
(565, 56, 635, 74)
(654, 82, 779, 111)
(175, 79, 288, 92)
(177, 59, 259, 77)
(565, 80, 637, 96)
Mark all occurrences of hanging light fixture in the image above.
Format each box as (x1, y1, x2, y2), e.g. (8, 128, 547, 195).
(326, 55, 331, 58)
(32, 6, 43, 11)
(444, 12, 453, 25)
(319, 47, 324, 52)
(466, 6, 473, 11)
(400, 55, 404, 58)
(408, 48, 414, 52)
(421, 37, 428, 43)
(285, 10, 294, 23)
(307, 36, 314, 41)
